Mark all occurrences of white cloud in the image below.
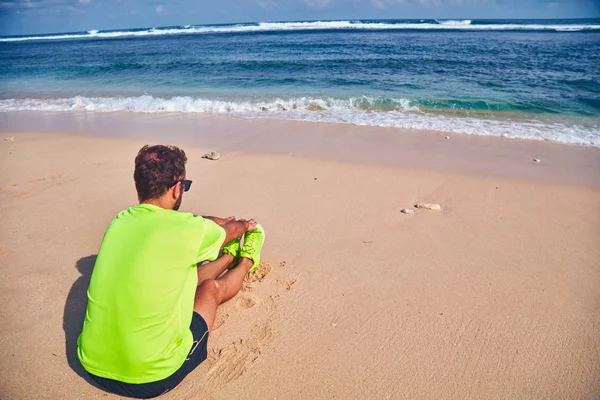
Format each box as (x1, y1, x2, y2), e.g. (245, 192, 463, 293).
(419, 0, 441, 6)
(257, 0, 336, 11)
(257, 0, 277, 11)
(452, 0, 490, 4)
(370, 0, 489, 8)
(370, 0, 409, 8)
(2, 0, 95, 13)
(155, 3, 166, 14)
(302, 0, 334, 7)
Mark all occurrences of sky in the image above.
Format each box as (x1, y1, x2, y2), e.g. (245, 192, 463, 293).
(1, 0, 599, 36)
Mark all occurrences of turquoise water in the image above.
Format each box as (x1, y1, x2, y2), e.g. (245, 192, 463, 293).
(1, 19, 599, 146)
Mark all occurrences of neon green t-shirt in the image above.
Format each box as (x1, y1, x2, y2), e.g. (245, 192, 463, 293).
(77, 204, 226, 384)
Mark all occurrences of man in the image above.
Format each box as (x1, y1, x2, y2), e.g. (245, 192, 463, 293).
(77, 145, 265, 398)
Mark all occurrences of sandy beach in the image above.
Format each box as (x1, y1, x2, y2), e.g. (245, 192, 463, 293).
(1, 114, 599, 399)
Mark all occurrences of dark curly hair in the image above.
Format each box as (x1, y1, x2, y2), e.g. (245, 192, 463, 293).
(134, 145, 187, 202)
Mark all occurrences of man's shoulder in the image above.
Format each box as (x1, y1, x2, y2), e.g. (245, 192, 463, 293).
(113, 205, 214, 230)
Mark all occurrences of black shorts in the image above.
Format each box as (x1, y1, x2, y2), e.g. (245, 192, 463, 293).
(88, 312, 209, 399)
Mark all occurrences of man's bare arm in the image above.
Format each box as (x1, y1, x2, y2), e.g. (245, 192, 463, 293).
(203, 216, 235, 226)
(194, 215, 256, 245)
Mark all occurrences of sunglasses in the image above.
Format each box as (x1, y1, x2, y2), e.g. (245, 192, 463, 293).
(172, 179, 192, 192)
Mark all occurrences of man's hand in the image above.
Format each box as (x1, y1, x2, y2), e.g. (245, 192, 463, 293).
(221, 218, 258, 246)
(238, 218, 257, 231)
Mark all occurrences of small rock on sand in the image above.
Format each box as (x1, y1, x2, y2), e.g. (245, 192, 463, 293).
(534, 158, 541, 163)
(415, 203, 441, 211)
(4, 137, 14, 142)
(445, 136, 450, 140)
(401, 208, 415, 214)
(203, 151, 220, 160)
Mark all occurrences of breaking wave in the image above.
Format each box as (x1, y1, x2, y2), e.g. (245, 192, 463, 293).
(1, 95, 597, 147)
(435, 19, 472, 26)
(2, 19, 599, 42)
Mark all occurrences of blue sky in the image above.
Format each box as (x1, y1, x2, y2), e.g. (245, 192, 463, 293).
(1, 0, 599, 36)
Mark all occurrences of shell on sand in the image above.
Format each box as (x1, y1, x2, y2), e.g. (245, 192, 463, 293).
(415, 203, 441, 211)
(203, 151, 221, 160)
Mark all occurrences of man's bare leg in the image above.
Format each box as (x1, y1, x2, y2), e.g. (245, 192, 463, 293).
(193, 258, 253, 331)
(196, 254, 235, 285)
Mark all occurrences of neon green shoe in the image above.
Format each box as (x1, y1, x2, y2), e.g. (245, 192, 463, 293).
(240, 224, 265, 273)
(222, 238, 241, 264)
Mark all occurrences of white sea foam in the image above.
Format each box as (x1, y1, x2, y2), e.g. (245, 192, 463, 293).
(1, 96, 598, 147)
(436, 19, 472, 26)
(0, 95, 419, 114)
(1, 20, 599, 42)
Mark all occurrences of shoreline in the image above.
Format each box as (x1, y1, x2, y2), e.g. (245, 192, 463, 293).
(1, 100, 598, 148)
(2, 111, 599, 187)
(2, 109, 599, 150)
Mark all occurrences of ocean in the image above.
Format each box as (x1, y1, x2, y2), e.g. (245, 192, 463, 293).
(1, 19, 599, 146)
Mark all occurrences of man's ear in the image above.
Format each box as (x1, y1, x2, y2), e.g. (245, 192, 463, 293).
(171, 183, 180, 200)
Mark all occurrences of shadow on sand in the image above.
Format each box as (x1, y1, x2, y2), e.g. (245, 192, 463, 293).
(63, 254, 96, 383)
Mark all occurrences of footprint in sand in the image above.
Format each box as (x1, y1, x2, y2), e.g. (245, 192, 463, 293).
(236, 297, 256, 309)
(247, 261, 272, 282)
(212, 313, 230, 331)
(0, 183, 18, 192)
(5, 175, 74, 199)
(207, 322, 274, 385)
(12, 191, 34, 198)
(205, 260, 292, 386)
(276, 277, 297, 291)
(28, 174, 64, 183)
(242, 260, 273, 292)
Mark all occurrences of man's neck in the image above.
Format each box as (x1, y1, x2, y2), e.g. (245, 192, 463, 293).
(141, 197, 173, 210)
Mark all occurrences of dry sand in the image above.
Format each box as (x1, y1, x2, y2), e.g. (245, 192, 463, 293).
(0, 116, 599, 399)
